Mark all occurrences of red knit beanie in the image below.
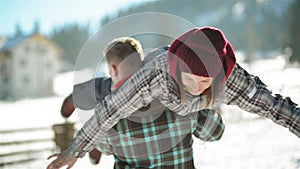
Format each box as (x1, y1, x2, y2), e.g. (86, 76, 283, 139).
(168, 27, 236, 84)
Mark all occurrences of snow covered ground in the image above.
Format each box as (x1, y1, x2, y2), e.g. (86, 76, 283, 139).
(1, 56, 300, 169)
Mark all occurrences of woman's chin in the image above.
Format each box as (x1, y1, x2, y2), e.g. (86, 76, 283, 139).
(189, 90, 203, 96)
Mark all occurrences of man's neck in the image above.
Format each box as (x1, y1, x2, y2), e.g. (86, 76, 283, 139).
(111, 64, 142, 91)
(111, 76, 130, 91)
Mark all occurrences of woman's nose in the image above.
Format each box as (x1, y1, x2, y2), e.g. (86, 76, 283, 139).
(192, 80, 202, 90)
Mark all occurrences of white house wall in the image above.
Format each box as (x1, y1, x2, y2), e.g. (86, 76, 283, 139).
(12, 42, 33, 98)
(0, 53, 13, 99)
(11, 36, 60, 98)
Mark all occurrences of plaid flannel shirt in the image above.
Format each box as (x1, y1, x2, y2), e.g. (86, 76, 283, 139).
(224, 63, 300, 136)
(69, 47, 300, 158)
(97, 108, 224, 169)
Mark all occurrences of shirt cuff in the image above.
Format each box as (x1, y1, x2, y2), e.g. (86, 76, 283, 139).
(68, 142, 87, 158)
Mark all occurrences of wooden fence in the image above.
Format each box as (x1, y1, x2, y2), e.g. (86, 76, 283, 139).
(0, 123, 75, 167)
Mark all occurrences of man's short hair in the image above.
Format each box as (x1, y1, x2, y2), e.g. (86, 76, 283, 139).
(103, 37, 144, 64)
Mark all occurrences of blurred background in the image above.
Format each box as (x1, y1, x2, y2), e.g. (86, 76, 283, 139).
(0, 0, 300, 168)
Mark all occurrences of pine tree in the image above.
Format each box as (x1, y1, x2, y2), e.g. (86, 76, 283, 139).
(14, 23, 23, 37)
(289, 0, 300, 63)
(51, 24, 90, 65)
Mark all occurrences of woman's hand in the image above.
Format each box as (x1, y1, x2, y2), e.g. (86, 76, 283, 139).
(46, 149, 77, 169)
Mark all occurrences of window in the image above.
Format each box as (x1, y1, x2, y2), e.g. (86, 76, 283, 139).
(3, 76, 9, 83)
(25, 46, 30, 52)
(23, 76, 29, 84)
(1, 62, 9, 74)
(4, 51, 11, 56)
(46, 61, 52, 69)
(37, 44, 47, 55)
(20, 59, 26, 67)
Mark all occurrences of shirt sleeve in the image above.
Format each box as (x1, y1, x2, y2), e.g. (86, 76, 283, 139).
(72, 77, 111, 110)
(95, 137, 113, 155)
(193, 109, 225, 141)
(225, 63, 300, 138)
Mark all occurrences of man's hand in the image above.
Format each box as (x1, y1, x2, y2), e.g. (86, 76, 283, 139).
(46, 149, 77, 169)
(61, 94, 75, 118)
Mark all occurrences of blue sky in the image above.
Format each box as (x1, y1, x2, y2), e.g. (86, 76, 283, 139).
(0, 0, 150, 36)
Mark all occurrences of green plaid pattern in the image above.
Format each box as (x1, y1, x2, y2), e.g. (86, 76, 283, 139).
(96, 109, 224, 168)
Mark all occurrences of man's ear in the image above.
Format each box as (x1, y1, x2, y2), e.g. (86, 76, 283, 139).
(111, 64, 118, 77)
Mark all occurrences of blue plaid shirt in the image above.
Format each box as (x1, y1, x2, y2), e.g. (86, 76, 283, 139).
(97, 108, 224, 169)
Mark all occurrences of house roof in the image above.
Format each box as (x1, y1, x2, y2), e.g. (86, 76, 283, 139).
(0, 33, 63, 54)
(0, 34, 30, 51)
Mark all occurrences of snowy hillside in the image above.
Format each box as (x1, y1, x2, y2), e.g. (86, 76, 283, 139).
(1, 56, 300, 169)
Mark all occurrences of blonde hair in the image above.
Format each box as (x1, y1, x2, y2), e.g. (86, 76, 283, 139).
(103, 37, 144, 64)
